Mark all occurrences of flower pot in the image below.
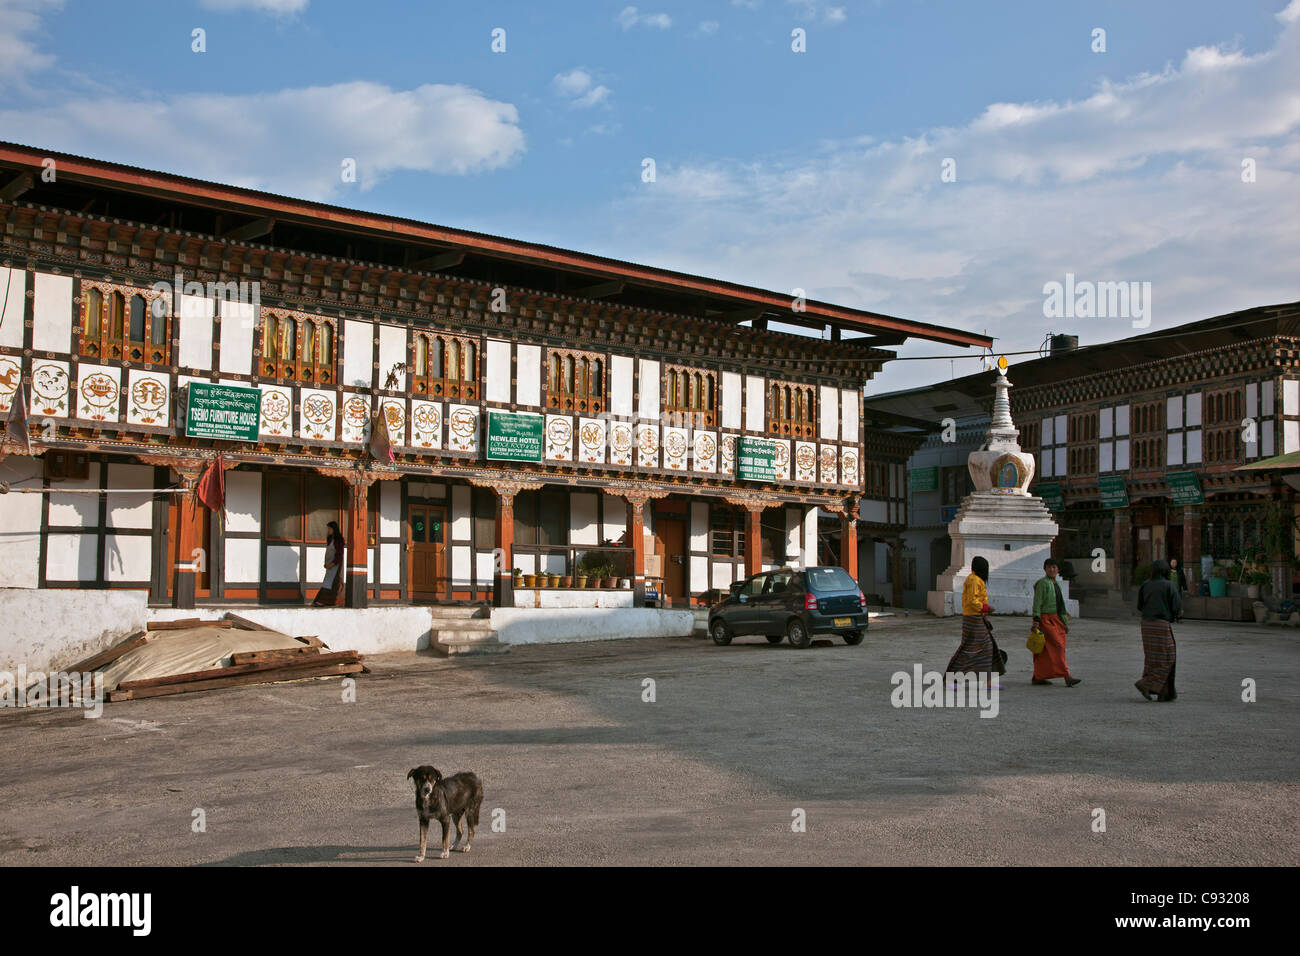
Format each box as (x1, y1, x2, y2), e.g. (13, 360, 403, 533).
(523, 574, 536, 588)
(1208, 577, 1227, 597)
(602, 576, 616, 589)
(1252, 602, 1268, 624)
(548, 574, 560, 588)
(1247, 584, 1261, 600)
(560, 576, 573, 588)
(619, 577, 631, 589)
(575, 575, 588, 589)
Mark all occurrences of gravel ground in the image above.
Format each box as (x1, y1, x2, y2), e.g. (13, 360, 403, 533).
(1, 614, 1296, 866)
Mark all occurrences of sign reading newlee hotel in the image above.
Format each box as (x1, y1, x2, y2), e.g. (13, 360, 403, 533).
(486, 410, 544, 462)
(185, 383, 260, 441)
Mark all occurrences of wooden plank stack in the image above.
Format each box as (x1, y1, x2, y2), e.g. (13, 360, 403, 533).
(78, 614, 363, 703)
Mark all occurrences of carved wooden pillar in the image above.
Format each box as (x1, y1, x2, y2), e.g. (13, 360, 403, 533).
(1182, 505, 1202, 591)
(345, 475, 374, 609)
(626, 495, 648, 608)
(494, 488, 516, 609)
(172, 464, 206, 610)
(1113, 508, 1133, 590)
(841, 498, 859, 581)
(744, 504, 763, 578)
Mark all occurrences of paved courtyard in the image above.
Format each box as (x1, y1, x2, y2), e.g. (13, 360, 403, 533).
(2, 614, 1296, 866)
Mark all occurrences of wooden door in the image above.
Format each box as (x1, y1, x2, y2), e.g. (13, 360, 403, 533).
(408, 505, 447, 601)
(656, 517, 686, 607)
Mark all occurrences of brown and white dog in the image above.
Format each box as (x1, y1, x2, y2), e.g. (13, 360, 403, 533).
(407, 765, 483, 861)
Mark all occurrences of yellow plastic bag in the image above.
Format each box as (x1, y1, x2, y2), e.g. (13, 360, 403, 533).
(1026, 626, 1046, 655)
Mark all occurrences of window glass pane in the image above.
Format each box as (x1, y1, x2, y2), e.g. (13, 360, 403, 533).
(150, 299, 166, 345)
(808, 567, 856, 590)
(266, 474, 302, 539)
(538, 490, 566, 546)
(318, 323, 332, 364)
(410, 509, 426, 543)
(515, 490, 539, 546)
(129, 296, 146, 341)
(305, 476, 337, 541)
(473, 488, 495, 549)
(110, 292, 124, 338)
(742, 574, 767, 596)
(85, 288, 102, 336)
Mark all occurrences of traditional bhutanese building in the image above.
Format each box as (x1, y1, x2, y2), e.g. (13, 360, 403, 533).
(0, 143, 986, 651)
(865, 302, 1300, 617)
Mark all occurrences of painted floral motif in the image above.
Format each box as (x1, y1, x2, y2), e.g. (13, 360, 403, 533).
(340, 393, 370, 444)
(382, 399, 406, 445)
(795, 441, 817, 482)
(841, 449, 859, 485)
(693, 430, 717, 473)
(719, 433, 737, 475)
(31, 362, 69, 417)
(636, 424, 659, 468)
(546, 415, 573, 460)
(664, 427, 689, 470)
(820, 445, 838, 484)
(128, 373, 169, 426)
(447, 404, 478, 452)
(610, 422, 633, 466)
(300, 390, 336, 442)
(0, 357, 21, 413)
(411, 400, 442, 448)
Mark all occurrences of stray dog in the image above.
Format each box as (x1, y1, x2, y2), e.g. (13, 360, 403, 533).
(407, 765, 483, 861)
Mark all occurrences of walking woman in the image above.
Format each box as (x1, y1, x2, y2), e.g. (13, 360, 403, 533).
(312, 520, 345, 607)
(1136, 560, 1182, 701)
(947, 556, 1006, 675)
(1031, 558, 1082, 686)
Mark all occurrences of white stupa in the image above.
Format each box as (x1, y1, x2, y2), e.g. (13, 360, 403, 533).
(926, 357, 1079, 617)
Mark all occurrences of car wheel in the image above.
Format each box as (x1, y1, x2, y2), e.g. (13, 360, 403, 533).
(787, 619, 811, 648)
(765, 634, 784, 645)
(710, 619, 733, 646)
(843, 630, 864, 645)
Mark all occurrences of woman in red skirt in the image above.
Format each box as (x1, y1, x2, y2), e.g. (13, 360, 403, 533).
(1031, 558, 1081, 686)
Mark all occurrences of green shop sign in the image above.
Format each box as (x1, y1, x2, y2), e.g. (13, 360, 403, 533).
(1099, 474, 1130, 509)
(486, 410, 544, 462)
(1036, 481, 1064, 512)
(1166, 470, 1204, 505)
(737, 436, 779, 482)
(185, 382, 260, 441)
(909, 466, 938, 492)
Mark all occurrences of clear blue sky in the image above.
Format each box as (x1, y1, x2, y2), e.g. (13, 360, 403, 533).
(3, 0, 1298, 390)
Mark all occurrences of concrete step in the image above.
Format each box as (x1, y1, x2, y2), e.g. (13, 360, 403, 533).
(431, 625, 509, 656)
(428, 604, 490, 620)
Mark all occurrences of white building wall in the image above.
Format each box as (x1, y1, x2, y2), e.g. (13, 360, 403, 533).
(177, 294, 214, 370)
(638, 359, 660, 418)
(516, 344, 541, 406)
(32, 272, 73, 353)
(0, 267, 27, 348)
(485, 338, 511, 403)
(219, 301, 256, 375)
(343, 319, 372, 387)
(0, 456, 42, 587)
(378, 325, 407, 391)
(610, 355, 634, 417)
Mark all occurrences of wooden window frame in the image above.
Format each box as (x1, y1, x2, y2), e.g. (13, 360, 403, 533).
(412, 330, 479, 401)
(78, 281, 170, 365)
(260, 308, 337, 384)
(546, 347, 605, 416)
(661, 363, 714, 428)
(766, 379, 814, 438)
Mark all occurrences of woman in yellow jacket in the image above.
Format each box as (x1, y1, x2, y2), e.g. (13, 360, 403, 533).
(947, 556, 1005, 674)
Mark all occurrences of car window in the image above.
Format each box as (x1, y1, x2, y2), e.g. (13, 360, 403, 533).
(807, 566, 856, 591)
(764, 571, 794, 595)
(741, 574, 767, 596)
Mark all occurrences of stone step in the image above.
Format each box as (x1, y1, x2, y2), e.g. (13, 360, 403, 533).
(428, 604, 490, 620)
(431, 626, 510, 656)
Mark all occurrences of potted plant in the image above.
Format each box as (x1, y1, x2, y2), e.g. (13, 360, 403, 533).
(511, 568, 522, 588)
(602, 565, 617, 589)
(575, 572, 588, 588)
(560, 574, 573, 588)
(548, 571, 561, 588)
(523, 573, 536, 588)
(1245, 570, 1270, 599)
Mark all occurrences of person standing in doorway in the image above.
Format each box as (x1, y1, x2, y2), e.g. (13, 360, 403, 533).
(313, 520, 345, 607)
(1031, 558, 1082, 686)
(1136, 560, 1181, 701)
(1169, 557, 1188, 592)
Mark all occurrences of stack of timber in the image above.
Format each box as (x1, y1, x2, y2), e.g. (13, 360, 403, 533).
(71, 614, 366, 703)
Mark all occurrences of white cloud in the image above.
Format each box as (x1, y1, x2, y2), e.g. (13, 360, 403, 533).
(787, 0, 848, 25)
(0, 81, 525, 199)
(694, 20, 721, 37)
(606, 12, 1300, 390)
(617, 6, 672, 30)
(197, 0, 309, 14)
(0, 0, 62, 85)
(552, 67, 611, 109)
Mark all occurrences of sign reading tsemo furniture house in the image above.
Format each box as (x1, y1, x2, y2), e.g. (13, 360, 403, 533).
(1099, 474, 1130, 509)
(185, 383, 259, 441)
(909, 466, 939, 492)
(737, 436, 779, 482)
(1166, 470, 1204, 505)
(486, 410, 544, 462)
